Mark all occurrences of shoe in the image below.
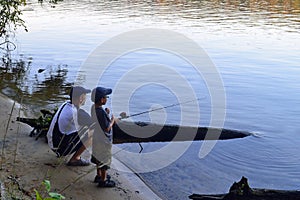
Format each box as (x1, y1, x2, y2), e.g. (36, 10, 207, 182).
(98, 180, 116, 188)
(94, 175, 101, 183)
(67, 158, 90, 166)
(91, 156, 100, 165)
(94, 175, 111, 183)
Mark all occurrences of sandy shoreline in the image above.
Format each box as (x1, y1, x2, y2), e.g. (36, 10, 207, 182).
(0, 93, 161, 200)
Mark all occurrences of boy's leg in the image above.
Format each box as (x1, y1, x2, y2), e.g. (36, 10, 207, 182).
(69, 144, 87, 161)
(97, 168, 102, 177)
(101, 169, 107, 181)
(68, 130, 92, 163)
(94, 167, 102, 183)
(97, 166, 115, 187)
(66, 134, 92, 166)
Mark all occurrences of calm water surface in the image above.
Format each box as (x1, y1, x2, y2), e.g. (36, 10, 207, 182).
(2, 0, 300, 199)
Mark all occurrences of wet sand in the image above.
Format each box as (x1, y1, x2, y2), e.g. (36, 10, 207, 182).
(0, 93, 161, 200)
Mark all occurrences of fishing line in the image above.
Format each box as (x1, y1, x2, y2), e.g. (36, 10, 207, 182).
(116, 96, 206, 153)
(119, 96, 206, 120)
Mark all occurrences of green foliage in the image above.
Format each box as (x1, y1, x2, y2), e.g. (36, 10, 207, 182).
(37, 109, 57, 129)
(0, 0, 27, 38)
(0, 0, 63, 39)
(35, 180, 65, 200)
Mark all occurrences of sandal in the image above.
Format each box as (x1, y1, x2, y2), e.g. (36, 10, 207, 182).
(94, 175, 111, 183)
(98, 179, 116, 188)
(67, 158, 90, 166)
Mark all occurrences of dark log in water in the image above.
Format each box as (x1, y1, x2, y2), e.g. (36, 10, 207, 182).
(189, 177, 300, 200)
(113, 121, 251, 144)
(17, 113, 251, 143)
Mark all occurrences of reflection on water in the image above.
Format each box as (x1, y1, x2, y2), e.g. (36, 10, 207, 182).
(5, 0, 298, 110)
(0, 56, 71, 112)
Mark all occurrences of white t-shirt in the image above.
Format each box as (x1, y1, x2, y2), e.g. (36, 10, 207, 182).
(47, 101, 79, 149)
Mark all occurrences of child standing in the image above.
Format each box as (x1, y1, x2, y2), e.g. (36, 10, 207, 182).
(90, 86, 116, 187)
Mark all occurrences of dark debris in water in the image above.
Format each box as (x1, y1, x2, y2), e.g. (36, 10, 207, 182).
(189, 177, 300, 200)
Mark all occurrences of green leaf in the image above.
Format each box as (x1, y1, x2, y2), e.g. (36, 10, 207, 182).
(34, 189, 43, 200)
(49, 192, 66, 200)
(43, 180, 51, 193)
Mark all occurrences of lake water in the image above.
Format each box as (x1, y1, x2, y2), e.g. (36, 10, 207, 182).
(1, 0, 300, 199)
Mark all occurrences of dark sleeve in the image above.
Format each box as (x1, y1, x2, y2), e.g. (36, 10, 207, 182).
(96, 108, 110, 132)
(78, 109, 93, 127)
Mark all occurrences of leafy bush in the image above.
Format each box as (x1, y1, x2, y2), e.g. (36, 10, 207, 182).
(0, 0, 27, 38)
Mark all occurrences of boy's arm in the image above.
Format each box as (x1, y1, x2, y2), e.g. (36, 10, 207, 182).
(97, 108, 115, 133)
(104, 115, 115, 132)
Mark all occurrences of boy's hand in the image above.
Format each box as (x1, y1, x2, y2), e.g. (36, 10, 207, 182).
(119, 112, 127, 119)
(111, 115, 115, 124)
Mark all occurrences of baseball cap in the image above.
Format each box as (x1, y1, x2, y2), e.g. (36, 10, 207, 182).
(69, 86, 91, 98)
(91, 87, 112, 102)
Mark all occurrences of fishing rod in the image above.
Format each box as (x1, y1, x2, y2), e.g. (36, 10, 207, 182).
(119, 96, 206, 120)
(115, 96, 205, 153)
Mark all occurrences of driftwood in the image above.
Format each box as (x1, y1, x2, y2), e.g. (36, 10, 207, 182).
(16, 109, 55, 141)
(189, 177, 300, 200)
(16, 109, 251, 143)
(113, 121, 251, 144)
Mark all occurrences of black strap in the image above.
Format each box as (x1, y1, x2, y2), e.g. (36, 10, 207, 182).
(52, 103, 68, 155)
(55, 102, 68, 126)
